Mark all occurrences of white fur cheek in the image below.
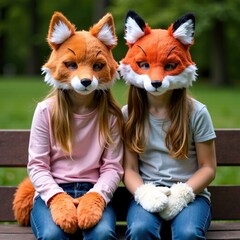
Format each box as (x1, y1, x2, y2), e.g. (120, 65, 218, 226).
(70, 76, 83, 90)
(41, 67, 70, 89)
(165, 65, 197, 90)
(88, 77, 98, 91)
(143, 78, 155, 92)
(119, 63, 145, 89)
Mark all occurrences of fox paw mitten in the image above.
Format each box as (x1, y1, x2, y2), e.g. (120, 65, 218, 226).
(13, 177, 35, 226)
(49, 192, 78, 234)
(134, 183, 170, 212)
(160, 182, 195, 220)
(77, 192, 105, 229)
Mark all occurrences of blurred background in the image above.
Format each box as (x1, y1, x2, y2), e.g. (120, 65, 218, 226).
(0, 0, 240, 185)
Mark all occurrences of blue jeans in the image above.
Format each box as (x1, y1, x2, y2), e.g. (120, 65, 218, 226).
(30, 182, 117, 240)
(126, 196, 212, 240)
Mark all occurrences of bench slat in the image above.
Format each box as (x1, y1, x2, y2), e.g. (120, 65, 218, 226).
(1, 129, 240, 167)
(206, 231, 240, 240)
(209, 222, 240, 231)
(0, 235, 34, 240)
(0, 224, 240, 240)
(0, 225, 33, 234)
(0, 187, 16, 221)
(0, 225, 34, 240)
(209, 186, 240, 220)
(0, 130, 29, 167)
(215, 129, 240, 166)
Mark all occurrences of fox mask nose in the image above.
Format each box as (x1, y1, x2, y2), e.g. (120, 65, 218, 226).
(81, 78, 91, 87)
(151, 81, 162, 89)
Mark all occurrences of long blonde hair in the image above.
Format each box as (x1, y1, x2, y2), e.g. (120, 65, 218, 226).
(124, 86, 193, 160)
(46, 88, 123, 156)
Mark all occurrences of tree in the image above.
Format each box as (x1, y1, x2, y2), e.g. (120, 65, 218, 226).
(26, 0, 40, 75)
(0, 5, 7, 75)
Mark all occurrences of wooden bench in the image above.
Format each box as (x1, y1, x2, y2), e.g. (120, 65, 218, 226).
(0, 129, 240, 240)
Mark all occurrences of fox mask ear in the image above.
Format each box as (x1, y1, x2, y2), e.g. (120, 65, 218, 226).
(47, 12, 117, 50)
(124, 10, 151, 45)
(90, 13, 117, 49)
(169, 13, 195, 45)
(124, 10, 195, 46)
(47, 12, 76, 50)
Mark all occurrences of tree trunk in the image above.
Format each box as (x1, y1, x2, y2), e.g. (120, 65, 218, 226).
(0, 7, 7, 75)
(25, 0, 40, 75)
(211, 19, 230, 86)
(93, 0, 109, 22)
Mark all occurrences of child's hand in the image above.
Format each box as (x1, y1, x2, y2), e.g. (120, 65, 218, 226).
(77, 192, 105, 229)
(134, 183, 170, 212)
(159, 183, 195, 220)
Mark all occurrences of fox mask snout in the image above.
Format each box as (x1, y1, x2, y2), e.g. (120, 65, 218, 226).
(42, 12, 118, 95)
(119, 10, 198, 96)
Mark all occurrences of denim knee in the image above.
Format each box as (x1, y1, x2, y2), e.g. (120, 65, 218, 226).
(37, 225, 68, 240)
(84, 223, 116, 240)
(173, 225, 203, 240)
(126, 221, 159, 240)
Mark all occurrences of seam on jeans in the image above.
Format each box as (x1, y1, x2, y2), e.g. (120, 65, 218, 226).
(202, 202, 211, 232)
(30, 211, 40, 238)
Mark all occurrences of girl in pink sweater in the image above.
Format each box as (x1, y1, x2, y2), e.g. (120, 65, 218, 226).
(13, 12, 123, 240)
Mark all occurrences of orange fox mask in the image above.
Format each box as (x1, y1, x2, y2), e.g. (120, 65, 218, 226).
(119, 10, 197, 95)
(42, 11, 118, 94)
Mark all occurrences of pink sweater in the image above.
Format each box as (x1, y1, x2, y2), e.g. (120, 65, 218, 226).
(28, 98, 123, 205)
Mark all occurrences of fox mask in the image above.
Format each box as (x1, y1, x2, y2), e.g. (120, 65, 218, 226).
(42, 12, 118, 95)
(119, 10, 197, 95)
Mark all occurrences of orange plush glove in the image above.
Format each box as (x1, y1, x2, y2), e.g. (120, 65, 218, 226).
(76, 192, 105, 229)
(13, 177, 35, 226)
(49, 192, 78, 234)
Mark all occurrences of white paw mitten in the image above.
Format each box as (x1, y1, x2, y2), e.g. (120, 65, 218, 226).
(159, 182, 195, 220)
(134, 183, 170, 212)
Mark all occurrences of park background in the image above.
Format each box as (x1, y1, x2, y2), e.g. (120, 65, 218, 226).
(0, 0, 240, 186)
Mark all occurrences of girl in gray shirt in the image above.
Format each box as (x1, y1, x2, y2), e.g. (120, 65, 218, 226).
(120, 10, 217, 240)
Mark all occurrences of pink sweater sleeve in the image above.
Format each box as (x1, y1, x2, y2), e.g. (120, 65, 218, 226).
(28, 102, 64, 205)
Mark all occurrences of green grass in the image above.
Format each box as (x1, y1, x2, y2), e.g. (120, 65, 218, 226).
(189, 82, 240, 128)
(0, 76, 50, 129)
(0, 76, 240, 186)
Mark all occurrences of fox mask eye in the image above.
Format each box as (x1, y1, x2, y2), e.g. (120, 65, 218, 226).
(93, 62, 105, 71)
(137, 61, 150, 70)
(164, 63, 178, 71)
(64, 61, 78, 70)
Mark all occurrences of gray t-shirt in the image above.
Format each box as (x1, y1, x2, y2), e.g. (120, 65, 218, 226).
(122, 98, 216, 200)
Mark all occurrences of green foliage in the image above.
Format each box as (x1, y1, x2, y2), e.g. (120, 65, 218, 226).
(0, 0, 97, 75)
(110, 0, 240, 34)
